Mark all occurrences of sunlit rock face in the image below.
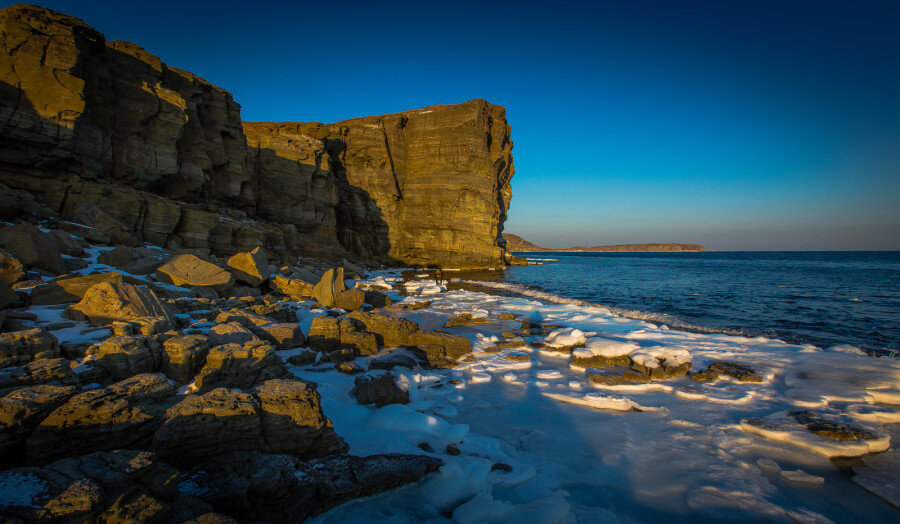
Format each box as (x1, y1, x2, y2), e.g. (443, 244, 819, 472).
(0, 4, 514, 267)
(246, 99, 515, 268)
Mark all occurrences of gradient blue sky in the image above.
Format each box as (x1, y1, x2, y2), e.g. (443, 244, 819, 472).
(16, 0, 900, 250)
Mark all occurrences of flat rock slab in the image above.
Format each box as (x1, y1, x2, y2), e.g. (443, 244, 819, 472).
(156, 254, 234, 295)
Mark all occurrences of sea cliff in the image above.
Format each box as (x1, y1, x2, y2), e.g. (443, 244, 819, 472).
(0, 4, 512, 268)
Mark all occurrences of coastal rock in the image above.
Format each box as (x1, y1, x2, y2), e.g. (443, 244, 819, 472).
(346, 311, 419, 348)
(0, 450, 181, 523)
(409, 330, 472, 368)
(311, 267, 364, 311)
(0, 249, 25, 285)
(226, 247, 271, 287)
(307, 316, 378, 356)
(156, 254, 234, 296)
(351, 371, 409, 407)
(0, 358, 79, 393)
(247, 99, 514, 268)
(207, 321, 261, 347)
(65, 282, 175, 327)
(707, 361, 763, 382)
(256, 323, 305, 349)
(270, 275, 314, 299)
(0, 5, 514, 267)
(26, 373, 177, 464)
(180, 452, 440, 522)
(88, 335, 162, 380)
(161, 334, 210, 383)
(0, 328, 59, 369)
(193, 341, 289, 393)
(30, 271, 139, 305)
(0, 384, 77, 463)
(96, 246, 135, 267)
(0, 223, 65, 275)
(153, 379, 346, 466)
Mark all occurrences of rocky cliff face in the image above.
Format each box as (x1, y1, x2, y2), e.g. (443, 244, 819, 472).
(245, 99, 514, 268)
(0, 4, 512, 267)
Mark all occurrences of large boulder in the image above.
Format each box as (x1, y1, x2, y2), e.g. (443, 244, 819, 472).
(307, 316, 378, 356)
(311, 267, 364, 311)
(351, 371, 409, 407)
(180, 451, 440, 522)
(30, 271, 141, 305)
(26, 373, 177, 464)
(161, 335, 210, 383)
(153, 379, 347, 466)
(65, 282, 175, 327)
(87, 335, 162, 380)
(0, 223, 65, 275)
(347, 311, 419, 347)
(270, 275, 314, 300)
(193, 341, 290, 393)
(226, 247, 271, 287)
(156, 254, 234, 296)
(0, 280, 17, 309)
(256, 323, 305, 350)
(0, 328, 59, 369)
(207, 321, 262, 347)
(409, 330, 472, 368)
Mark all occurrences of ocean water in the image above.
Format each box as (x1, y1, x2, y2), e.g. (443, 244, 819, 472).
(490, 251, 900, 358)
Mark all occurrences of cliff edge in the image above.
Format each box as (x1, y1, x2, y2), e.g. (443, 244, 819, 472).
(0, 4, 512, 267)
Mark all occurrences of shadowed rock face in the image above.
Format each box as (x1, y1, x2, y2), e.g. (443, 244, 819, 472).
(245, 99, 515, 268)
(0, 5, 514, 267)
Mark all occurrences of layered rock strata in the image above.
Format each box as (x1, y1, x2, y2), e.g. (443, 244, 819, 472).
(0, 5, 513, 267)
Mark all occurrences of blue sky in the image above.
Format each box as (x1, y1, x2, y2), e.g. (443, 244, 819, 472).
(18, 0, 900, 250)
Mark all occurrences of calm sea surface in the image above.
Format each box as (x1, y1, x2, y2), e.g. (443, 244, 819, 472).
(498, 251, 900, 357)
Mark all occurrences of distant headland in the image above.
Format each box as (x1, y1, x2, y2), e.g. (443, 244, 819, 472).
(503, 234, 705, 252)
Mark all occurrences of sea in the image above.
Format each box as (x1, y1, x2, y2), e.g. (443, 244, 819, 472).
(477, 251, 900, 358)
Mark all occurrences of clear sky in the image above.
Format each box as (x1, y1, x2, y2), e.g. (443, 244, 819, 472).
(15, 0, 900, 250)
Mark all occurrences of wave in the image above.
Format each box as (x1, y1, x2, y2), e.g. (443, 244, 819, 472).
(451, 278, 750, 338)
(525, 258, 559, 262)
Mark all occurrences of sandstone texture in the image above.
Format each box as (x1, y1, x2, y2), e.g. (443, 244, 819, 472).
(0, 4, 514, 267)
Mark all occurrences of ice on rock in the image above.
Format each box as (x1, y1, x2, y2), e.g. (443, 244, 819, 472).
(544, 328, 586, 348)
(573, 337, 639, 359)
(740, 410, 890, 457)
(846, 403, 900, 424)
(404, 279, 446, 295)
(543, 392, 647, 412)
(536, 369, 564, 380)
(629, 351, 661, 369)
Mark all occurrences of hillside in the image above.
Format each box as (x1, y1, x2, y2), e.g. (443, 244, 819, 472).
(502, 234, 704, 252)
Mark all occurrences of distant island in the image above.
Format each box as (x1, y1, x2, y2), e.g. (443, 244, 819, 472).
(503, 233, 704, 252)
